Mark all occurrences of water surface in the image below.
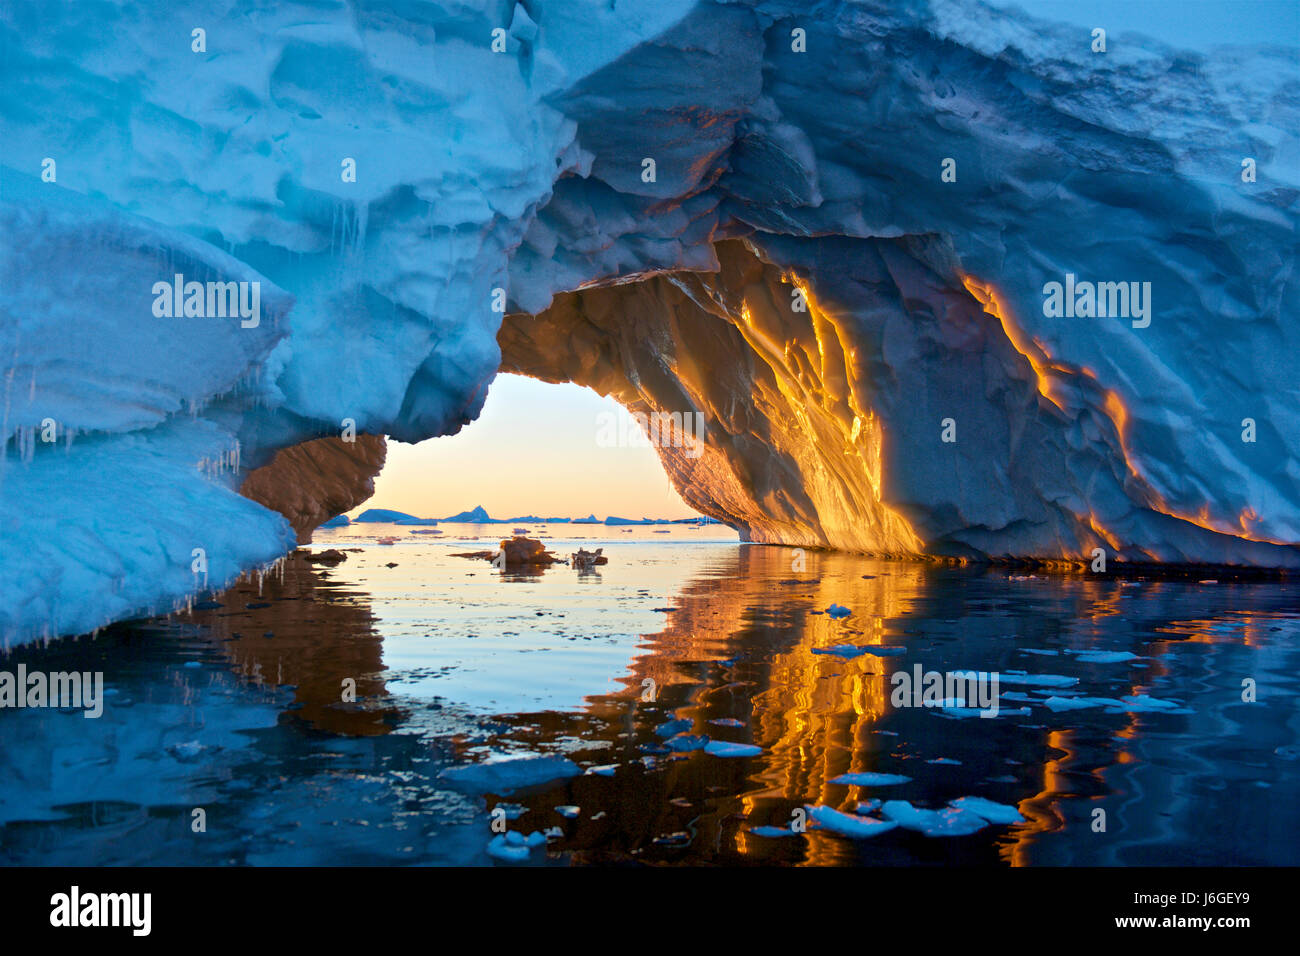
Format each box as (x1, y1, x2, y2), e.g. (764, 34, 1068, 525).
(2, 523, 1296, 866)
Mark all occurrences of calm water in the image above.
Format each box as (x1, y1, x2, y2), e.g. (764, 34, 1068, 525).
(2, 522, 1297, 866)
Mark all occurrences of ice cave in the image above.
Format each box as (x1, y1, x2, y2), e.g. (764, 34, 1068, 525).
(1, 0, 1297, 646)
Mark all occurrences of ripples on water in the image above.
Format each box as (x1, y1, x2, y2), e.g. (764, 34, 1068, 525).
(2, 523, 1297, 866)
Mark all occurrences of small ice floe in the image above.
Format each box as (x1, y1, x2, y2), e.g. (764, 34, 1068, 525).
(437, 754, 581, 794)
(655, 718, 693, 737)
(1000, 691, 1036, 702)
(166, 741, 216, 762)
(183, 661, 202, 669)
(811, 644, 905, 659)
(934, 700, 1031, 719)
(829, 772, 911, 786)
(1040, 696, 1121, 712)
(1114, 695, 1187, 714)
(825, 604, 852, 619)
(493, 803, 527, 820)
(806, 805, 898, 839)
(1019, 648, 1058, 656)
(997, 671, 1079, 688)
(1068, 650, 1140, 664)
(927, 758, 962, 765)
(652, 831, 693, 848)
(586, 764, 618, 777)
(555, 805, 580, 819)
(948, 797, 1025, 825)
(704, 740, 762, 758)
(709, 718, 746, 727)
(486, 830, 549, 862)
(880, 800, 988, 837)
(749, 825, 801, 838)
(854, 798, 882, 813)
(666, 734, 710, 752)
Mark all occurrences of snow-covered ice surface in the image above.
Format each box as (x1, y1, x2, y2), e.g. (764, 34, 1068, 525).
(2, 1, 1298, 644)
(2, 536, 1297, 866)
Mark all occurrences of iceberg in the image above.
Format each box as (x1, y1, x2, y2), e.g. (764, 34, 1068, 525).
(1, 0, 1297, 644)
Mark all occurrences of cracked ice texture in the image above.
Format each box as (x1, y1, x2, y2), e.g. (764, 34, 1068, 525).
(1, 0, 1297, 644)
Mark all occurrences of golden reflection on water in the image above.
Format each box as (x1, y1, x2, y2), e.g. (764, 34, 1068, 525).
(171, 539, 1294, 865)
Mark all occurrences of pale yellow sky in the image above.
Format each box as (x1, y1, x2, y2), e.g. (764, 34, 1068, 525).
(353, 374, 702, 521)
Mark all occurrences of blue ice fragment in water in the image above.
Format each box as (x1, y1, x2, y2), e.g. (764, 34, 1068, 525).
(997, 671, 1079, 688)
(1040, 695, 1121, 712)
(830, 772, 911, 786)
(709, 718, 746, 727)
(1069, 650, 1140, 663)
(881, 800, 989, 836)
(854, 798, 883, 813)
(1113, 695, 1187, 713)
(655, 718, 692, 737)
(555, 805, 580, 819)
(806, 805, 898, 839)
(948, 796, 1025, 824)
(750, 825, 801, 838)
(811, 644, 904, 658)
(667, 733, 709, 752)
(585, 764, 618, 777)
(486, 834, 531, 862)
(927, 757, 962, 765)
(1019, 648, 1059, 656)
(704, 740, 762, 757)
(825, 604, 852, 619)
(437, 754, 581, 794)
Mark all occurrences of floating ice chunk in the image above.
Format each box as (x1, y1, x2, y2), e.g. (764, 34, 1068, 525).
(586, 764, 618, 777)
(806, 805, 899, 839)
(1069, 650, 1140, 664)
(811, 644, 905, 658)
(1040, 695, 1122, 712)
(1113, 695, 1186, 713)
(486, 834, 531, 862)
(1020, 648, 1059, 656)
(438, 754, 581, 794)
(829, 772, 911, 786)
(997, 671, 1079, 688)
(667, 734, 709, 752)
(825, 604, 852, 619)
(555, 805, 580, 819)
(948, 797, 1025, 824)
(709, 718, 746, 727)
(1000, 691, 1036, 702)
(704, 740, 762, 758)
(880, 800, 989, 836)
(749, 825, 801, 838)
(926, 758, 962, 765)
(655, 718, 692, 737)
(934, 702, 1030, 719)
(854, 798, 882, 813)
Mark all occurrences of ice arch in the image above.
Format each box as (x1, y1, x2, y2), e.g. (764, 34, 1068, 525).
(2, 0, 1298, 646)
